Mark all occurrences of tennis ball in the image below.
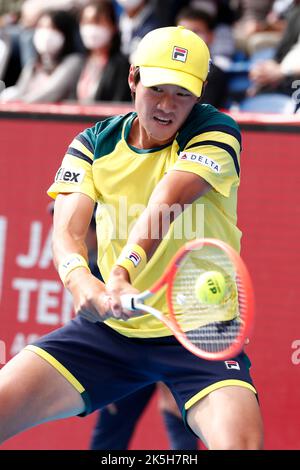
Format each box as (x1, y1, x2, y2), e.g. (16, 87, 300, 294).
(195, 271, 226, 304)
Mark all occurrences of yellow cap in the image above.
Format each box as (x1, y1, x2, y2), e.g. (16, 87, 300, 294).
(133, 26, 211, 97)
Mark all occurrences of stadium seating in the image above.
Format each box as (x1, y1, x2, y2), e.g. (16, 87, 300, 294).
(238, 93, 295, 114)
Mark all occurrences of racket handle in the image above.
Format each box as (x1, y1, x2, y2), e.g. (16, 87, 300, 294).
(121, 294, 142, 311)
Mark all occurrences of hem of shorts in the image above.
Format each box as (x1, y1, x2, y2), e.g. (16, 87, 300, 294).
(24, 345, 92, 416)
(103, 320, 174, 339)
(182, 379, 257, 438)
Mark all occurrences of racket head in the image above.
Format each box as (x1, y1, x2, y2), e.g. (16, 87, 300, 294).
(163, 238, 255, 361)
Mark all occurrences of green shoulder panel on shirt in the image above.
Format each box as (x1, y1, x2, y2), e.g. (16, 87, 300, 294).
(176, 104, 242, 152)
(83, 112, 133, 161)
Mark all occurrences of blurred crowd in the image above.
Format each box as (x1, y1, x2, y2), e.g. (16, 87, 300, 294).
(0, 0, 299, 113)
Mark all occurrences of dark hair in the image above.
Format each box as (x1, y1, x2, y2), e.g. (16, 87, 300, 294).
(133, 66, 140, 85)
(37, 9, 79, 63)
(80, 0, 116, 25)
(176, 7, 216, 31)
(80, 0, 120, 55)
(130, 66, 140, 101)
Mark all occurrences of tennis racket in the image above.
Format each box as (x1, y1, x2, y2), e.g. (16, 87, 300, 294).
(121, 238, 254, 361)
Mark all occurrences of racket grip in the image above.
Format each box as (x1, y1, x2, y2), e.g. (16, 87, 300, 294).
(120, 294, 141, 311)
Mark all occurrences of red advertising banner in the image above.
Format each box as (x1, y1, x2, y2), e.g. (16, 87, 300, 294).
(237, 128, 300, 450)
(0, 106, 300, 449)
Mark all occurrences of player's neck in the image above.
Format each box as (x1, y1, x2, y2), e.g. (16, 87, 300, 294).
(128, 116, 175, 149)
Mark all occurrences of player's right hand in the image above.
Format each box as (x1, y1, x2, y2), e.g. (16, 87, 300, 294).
(106, 266, 141, 321)
(64, 268, 114, 323)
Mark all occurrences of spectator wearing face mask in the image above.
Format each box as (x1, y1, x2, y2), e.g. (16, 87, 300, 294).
(115, 0, 161, 62)
(0, 9, 82, 103)
(75, 0, 131, 103)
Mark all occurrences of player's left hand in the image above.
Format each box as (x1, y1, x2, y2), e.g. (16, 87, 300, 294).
(106, 268, 141, 320)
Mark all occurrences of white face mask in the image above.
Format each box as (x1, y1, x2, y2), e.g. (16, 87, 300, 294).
(33, 28, 65, 56)
(80, 24, 112, 50)
(116, 0, 144, 10)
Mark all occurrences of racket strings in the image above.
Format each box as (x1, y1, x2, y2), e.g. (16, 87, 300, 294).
(185, 320, 241, 353)
(170, 246, 245, 353)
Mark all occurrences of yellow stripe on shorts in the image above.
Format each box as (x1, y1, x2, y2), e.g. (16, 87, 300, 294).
(185, 379, 257, 410)
(25, 345, 85, 394)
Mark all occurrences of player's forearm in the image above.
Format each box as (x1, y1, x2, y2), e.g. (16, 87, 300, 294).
(52, 192, 95, 270)
(52, 226, 94, 289)
(128, 170, 210, 259)
(111, 202, 178, 282)
(125, 172, 209, 259)
(111, 202, 177, 282)
(52, 228, 106, 306)
(127, 203, 178, 259)
(52, 227, 89, 270)
(112, 172, 210, 283)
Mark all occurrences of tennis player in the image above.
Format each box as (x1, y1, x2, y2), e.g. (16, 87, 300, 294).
(0, 26, 263, 449)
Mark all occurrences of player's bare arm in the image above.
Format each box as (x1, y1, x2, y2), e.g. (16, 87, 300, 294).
(129, 169, 211, 254)
(107, 170, 211, 316)
(52, 192, 114, 321)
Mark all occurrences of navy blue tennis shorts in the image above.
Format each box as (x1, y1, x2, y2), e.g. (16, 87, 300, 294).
(25, 316, 256, 422)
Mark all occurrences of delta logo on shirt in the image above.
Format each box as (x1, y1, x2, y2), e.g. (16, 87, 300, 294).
(127, 251, 141, 267)
(172, 46, 188, 63)
(179, 152, 221, 174)
(225, 360, 240, 370)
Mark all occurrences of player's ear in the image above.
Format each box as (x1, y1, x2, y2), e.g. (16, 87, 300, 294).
(128, 65, 136, 94)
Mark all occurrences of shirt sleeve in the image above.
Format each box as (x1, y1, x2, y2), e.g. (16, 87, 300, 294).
(170, 129, 241, 197)
(47, 130, 97, 201)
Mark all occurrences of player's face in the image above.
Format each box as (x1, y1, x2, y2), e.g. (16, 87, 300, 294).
(131, 80, 198, 148)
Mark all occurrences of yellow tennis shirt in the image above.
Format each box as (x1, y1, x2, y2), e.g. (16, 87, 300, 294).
(48, 104, 242, 338)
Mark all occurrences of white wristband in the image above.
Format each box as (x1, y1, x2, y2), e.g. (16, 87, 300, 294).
(58, 253, 90, 285)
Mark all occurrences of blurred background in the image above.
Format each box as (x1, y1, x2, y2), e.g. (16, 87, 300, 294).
(0, 0, 300, 112)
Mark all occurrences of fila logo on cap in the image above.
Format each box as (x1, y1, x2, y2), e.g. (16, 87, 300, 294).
(225, 360, 240, 370)
(172, 46, 188, 63)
